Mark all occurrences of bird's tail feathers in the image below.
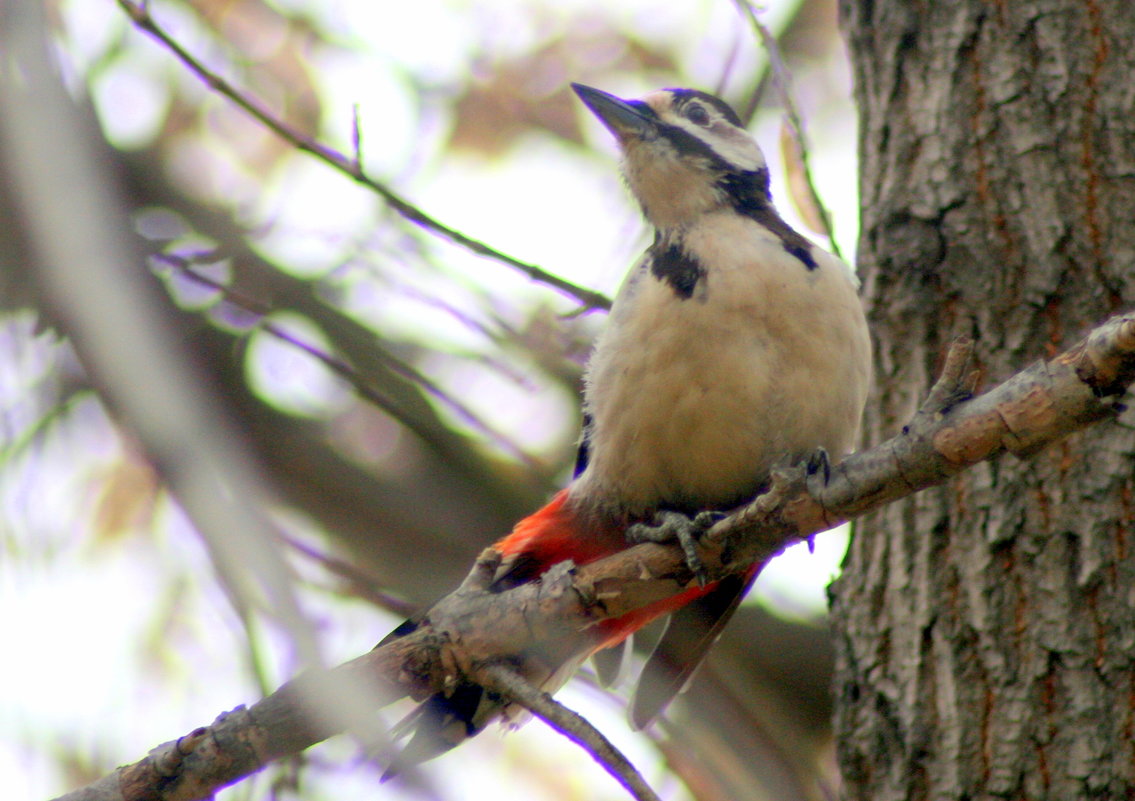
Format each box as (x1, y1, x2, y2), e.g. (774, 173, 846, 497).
(378, 488, 743, 774)
(629, 565, 762, 729)
(380, 490, 615, 777)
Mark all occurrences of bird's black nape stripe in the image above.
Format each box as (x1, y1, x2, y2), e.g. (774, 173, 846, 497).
(666, 88, 744, 127)
(720, 168, 771, 201)
(782, 241, 818, 270)
(650, 240, 705, 299)
(720, 170, 818, 271)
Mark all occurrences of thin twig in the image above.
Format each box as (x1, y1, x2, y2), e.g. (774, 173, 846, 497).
(476, 663, 663, 801)
(115, 0, 611, 312)
(713, 25, 744, 97)
(282, 534, 418, 617)
(351, 103, 363, 168)
(732, 0, 842, 259)
(157, 253, 544, 469)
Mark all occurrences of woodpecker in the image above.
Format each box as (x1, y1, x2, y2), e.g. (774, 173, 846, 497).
(382, 83, 871, 770)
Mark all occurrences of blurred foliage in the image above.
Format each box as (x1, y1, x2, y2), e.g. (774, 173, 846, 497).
(1, 0, 856, 798)
(447, 21, 679, 154)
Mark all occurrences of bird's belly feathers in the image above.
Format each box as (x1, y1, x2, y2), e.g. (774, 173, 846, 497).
(573, 223, 870, 517)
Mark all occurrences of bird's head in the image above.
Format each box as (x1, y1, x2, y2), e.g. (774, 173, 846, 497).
(572, 83, 770, 231)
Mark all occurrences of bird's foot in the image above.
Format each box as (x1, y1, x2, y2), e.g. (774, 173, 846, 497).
(801, 448, 836, 547)
(804, 446, 831, 485)
(626, 509, 725, 587)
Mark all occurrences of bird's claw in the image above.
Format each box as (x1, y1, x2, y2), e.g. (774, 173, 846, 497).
(804, 446, 831, 484)
(626, 510, 724, 587)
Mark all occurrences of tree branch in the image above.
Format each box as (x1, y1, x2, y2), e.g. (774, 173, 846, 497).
(53, 312, 1135, 801)
(114, 0, 612, 312)
(475, 663, 662, 801)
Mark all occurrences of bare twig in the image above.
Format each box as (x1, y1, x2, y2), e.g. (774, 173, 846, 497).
(282, 534, 418, 617)
(350, 103, 363, 168)
(54, 312, 1135, 801)
(158, 253, 544, 469)
(114, 0, 611, 312)
(476, 663, 663, 801)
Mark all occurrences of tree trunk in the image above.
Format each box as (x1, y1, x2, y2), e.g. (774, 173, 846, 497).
(832, 1, 1135, 798)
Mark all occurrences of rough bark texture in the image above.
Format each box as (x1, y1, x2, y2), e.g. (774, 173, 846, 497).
(833, 1, 1135, 799)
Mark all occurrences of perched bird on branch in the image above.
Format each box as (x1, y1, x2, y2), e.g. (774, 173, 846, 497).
(381, 83, 871, 771)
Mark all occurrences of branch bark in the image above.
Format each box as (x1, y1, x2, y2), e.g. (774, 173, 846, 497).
(53, 312, 1135, 801)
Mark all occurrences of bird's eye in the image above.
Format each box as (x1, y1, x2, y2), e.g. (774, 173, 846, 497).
(686, 104, 711, 126)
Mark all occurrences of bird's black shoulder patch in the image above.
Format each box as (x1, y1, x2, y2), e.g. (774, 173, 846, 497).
(666, 88, 744, 127)
(650, 239, 705, 299)
(782, 240, 818, 270)
(720, 170, 818, 271)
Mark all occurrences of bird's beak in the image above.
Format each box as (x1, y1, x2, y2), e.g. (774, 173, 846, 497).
(571, 83, 656, 142)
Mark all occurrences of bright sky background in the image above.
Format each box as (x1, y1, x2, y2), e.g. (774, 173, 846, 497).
(1, 0, 860, 798)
